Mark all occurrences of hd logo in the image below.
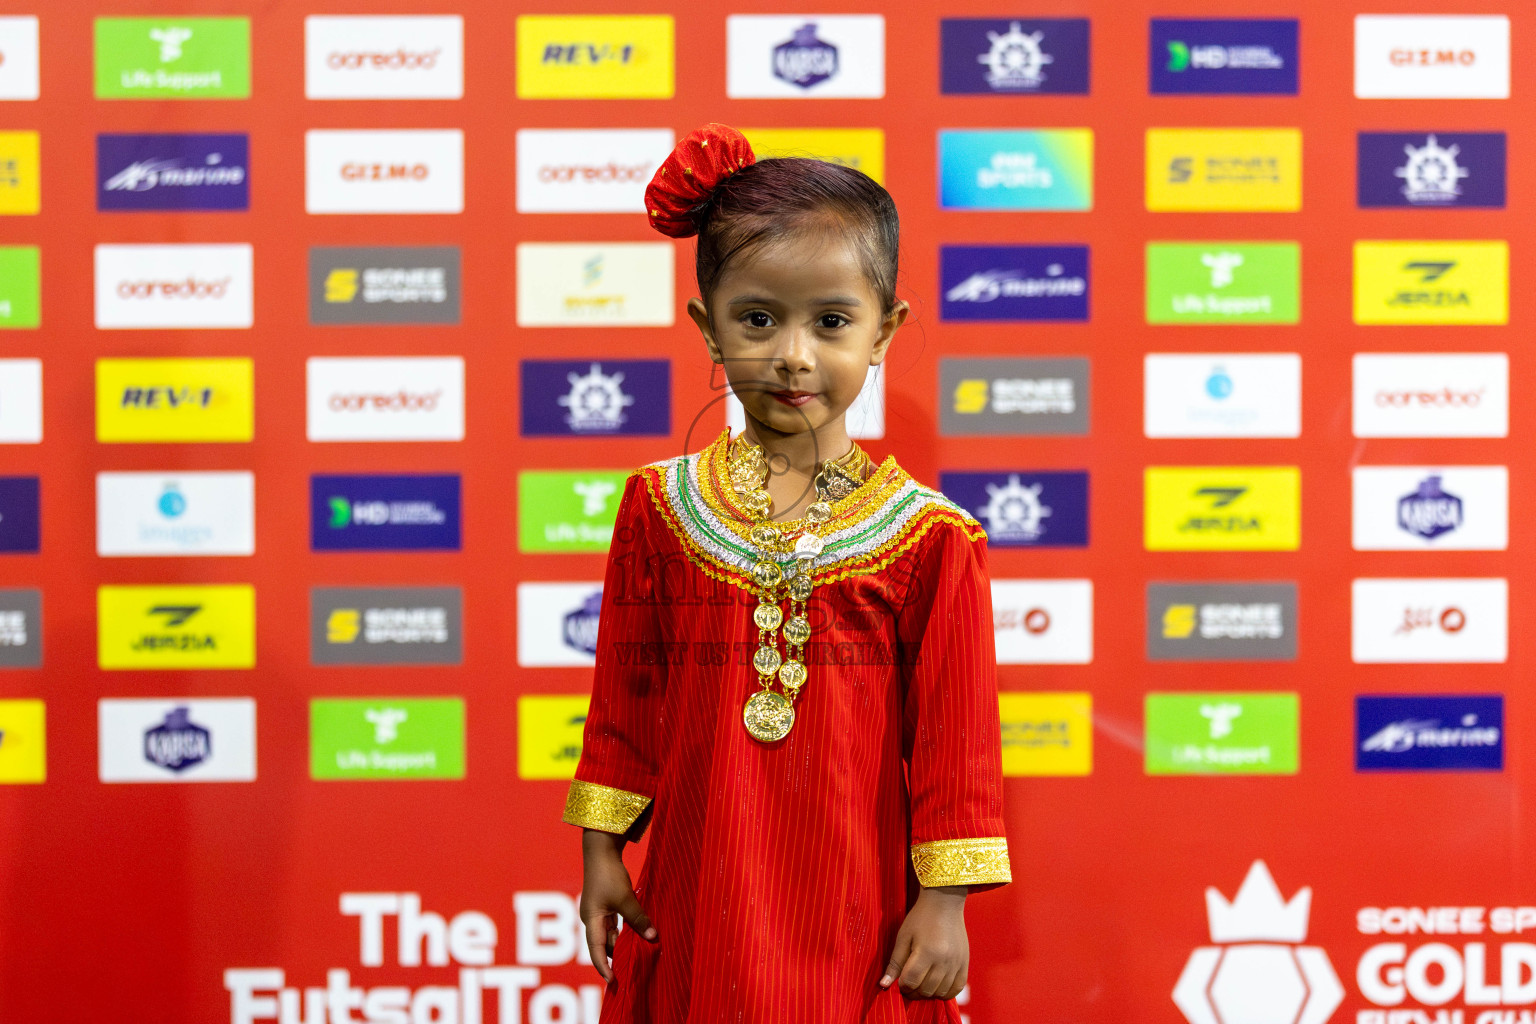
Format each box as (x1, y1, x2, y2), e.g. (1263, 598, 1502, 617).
(1145, 467, 1300, 551)
(97, 584, 255, 669)
(1353, 241, 1508, 324)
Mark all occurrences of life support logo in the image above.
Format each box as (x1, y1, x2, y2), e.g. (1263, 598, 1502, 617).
(1354, 15, 1509, 98)
(95, 358, 254, 443)
(0, 17, 40, 100)
(1173, 861, 1344, 1024)
(1352, 241, 1507, 325)
(93, 16, 250, 99)
(991, 579, 1093, 665)
(1144, 693, 1299, 775)
(94, 244, 253, 329)
(1352, 353, 1508, 439)
(309, 698, 464, 779)
(998, 692, 1092, 777)
(517, 471, 631, 553)
(516, 129, 674, 213)
(740, 127, 886, 184)
(515, 15, 674, 98)
(0, 246, 39, 328)
(1144, 467, 1300, 551)
(96, 584, 256, 670)
(1146, 128, 1302, 212)
(305, 16, 463, 99)
(306, 130, 463, 214)
(1144, 242, 1300, 324)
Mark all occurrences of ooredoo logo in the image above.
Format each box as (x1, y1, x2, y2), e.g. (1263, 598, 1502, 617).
(306, 130, 463, 214)
(516, 129, 674, 213)
(0, 18, 40, 100)
(116, 277, 231, 299)
(94, 244, 253, 329)
(305, 16, 463, 99)
(307, 357, 464, 442)
(1353, 354, 1508, 438)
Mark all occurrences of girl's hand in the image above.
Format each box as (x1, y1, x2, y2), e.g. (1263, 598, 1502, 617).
(880, 885, 969, 1000)
(578, 829, 658, 983)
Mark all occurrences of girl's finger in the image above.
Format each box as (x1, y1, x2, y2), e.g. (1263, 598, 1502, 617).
(615, 891, 658, 942)
(917, 962, 945, 999)
(582, 915, 612, 983)
(899, 955, 933, 997)
(880, 930, 913, 987)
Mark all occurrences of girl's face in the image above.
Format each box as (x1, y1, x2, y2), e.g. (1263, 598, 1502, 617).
(688, 233, 907, 443)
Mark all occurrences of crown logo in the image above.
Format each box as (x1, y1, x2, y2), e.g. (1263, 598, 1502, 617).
(1204, 860, 1310, 943)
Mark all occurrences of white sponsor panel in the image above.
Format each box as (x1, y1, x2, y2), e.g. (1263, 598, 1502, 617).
(727, 15, 885, 98)
(0, 359, 41, 442)
(1144, 353, 1301, 438)
(97, 471, 255, 556)
(1352, 578, 1507, 664)
(94, 244, 254, 329)
(305, 130, 464, 214)
(1353, 353, 1507, 438)
(992, 579, 1093, 665)
(305, 16, 464, 99)
(0, 16, 40, 100)
(306, 357, 465, 442)
(1354, 15, 1510, 99)
(518, 582, 602, 667)
(515, 242, 674, 327)
(516, 129, 675, 213)
(1352, 466, 1507, 551)
(99, 698, 257, 783)
(725, 366, 885, 440)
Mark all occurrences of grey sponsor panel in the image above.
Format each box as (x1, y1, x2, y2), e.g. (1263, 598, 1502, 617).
(1146, 582, 1297, 661)
(0, 589, 40, 668)
(308, 246, 461, 326)
(310, 586, 462, 666)
(939, 356, 1090, 435)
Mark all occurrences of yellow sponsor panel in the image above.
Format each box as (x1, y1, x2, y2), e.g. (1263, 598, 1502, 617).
(999, 692, 1091, 777)
(1145, 466, 1300, 551)
(518, 695, 589, 780)
(0, 700, 46, 783)
(741, 128, 885, 184)
(0, 131, 40, 215)
(516, 16, 674, 99)
(95, 357, 254, 443)
(98, 585, 256, 669)
(1353, 240, 1508, 325)
(1145, 128, 1301, 212)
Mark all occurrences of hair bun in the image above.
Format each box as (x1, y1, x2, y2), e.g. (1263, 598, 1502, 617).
(645, 123, 757, 238)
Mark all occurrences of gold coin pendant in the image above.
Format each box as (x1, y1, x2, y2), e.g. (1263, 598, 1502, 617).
(753, 602, 783, 631)
(783, 615, 811, 645)
(753, 644, 782, 676)
(743, 690, 795, 743)
(788, 575, 814, 601)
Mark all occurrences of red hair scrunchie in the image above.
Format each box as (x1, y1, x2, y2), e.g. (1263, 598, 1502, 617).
(645, 123, 757, 238)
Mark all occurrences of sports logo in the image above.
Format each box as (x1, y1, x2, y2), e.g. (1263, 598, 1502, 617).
(518, 471, 631, 553)
(1354, 15, 1510, 99)
(1145, 243, 1299, 324)
(940, 357, 1089, 436)
(740, 127, 885, 183)
(517, 695, 589, 779)
(1353, 241, 1507, 325)
(515, 129, 674, 213)
(1357, 132, 1505, 209)
(0, 247, 39, 328)
(998, 692, 1092, 776)
(1150, 19, 1298, 95)
(520, 359, 669, 437)
(94, 244, 253, 329)
(1352, 577, 1507, 664)
(310, 698, 465, 780)
(939, 129, 1093, 210)
(93, 17, 250, 99)
(96, 133, 248, 211)
(0, 477, 38, 553)
(0, 590, 41, 668)
(0, 699, 44, 782)
(515, 243, 674, 327)
(940, 19, 1089, 95)
(517, 583, 603, 667)
(1144, 467, 1300, 551)
(0, 359, 40, 442)
(1353, 353, 1508, 438)
(95, 358, 254, 443)
(306, 357, 465, 442)
(304, 15, 463, 99)
(97, 585, 256, 670)
(0, 17, 40, 100)
(0, 131, 38, 214)
(1147, 583, 1297, 662)
(1143, 354, 1301, 439)
(1356, 695, 1503, 772)
(310, 587, 462, 666)
(991, 579, 1093, 665)
(305, 130, 463, 214)
(940, 245, 1089, 322)
(1145, 693, 1299, 775)
(1146, 129, 1301, 212)
(515, 15, 674, 99)
(311, 474, 461, 552)
(308, 246, 460, 326)
(939, 471, 1089, 548)
(96, 472, 256, 556)
(726, 16, 883, 98)
(1352, 466, 1507, 551)
(99, 699, 255, 783)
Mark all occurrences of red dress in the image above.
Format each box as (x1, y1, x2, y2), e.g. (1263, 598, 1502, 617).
(562, 429, 1011, 1023)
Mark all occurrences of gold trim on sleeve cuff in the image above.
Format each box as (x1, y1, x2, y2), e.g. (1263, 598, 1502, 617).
(562, 779, 653, 834)
(910, 837, 1013, 888)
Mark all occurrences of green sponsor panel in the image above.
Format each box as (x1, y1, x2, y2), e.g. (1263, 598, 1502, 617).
(1145, 692, 1298, 775)
(519, 470, 629, 553)
(310, 698, 465, 780)
(1146, 242, 1299, 324)
(0, 248, 39, 328)
(95, 17, 251, 99)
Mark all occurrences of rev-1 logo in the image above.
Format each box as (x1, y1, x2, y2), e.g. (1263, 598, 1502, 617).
(542, 43, 633, 64)
(1390, 261, 1467, 307)
(1395, 605, 1465, 635)
(121, 386, 212, 409)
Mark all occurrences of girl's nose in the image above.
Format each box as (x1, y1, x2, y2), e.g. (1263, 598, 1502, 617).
(775, 327, 815, 375)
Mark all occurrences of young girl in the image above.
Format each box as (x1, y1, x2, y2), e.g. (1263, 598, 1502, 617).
(560, 123, 1010, 1023)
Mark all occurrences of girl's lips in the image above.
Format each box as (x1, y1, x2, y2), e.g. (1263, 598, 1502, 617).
(771, 391, 817, 407)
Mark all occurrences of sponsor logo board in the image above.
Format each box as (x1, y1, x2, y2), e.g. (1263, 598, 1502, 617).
(308, 246, 460, 326)
(518, 471, 629, 553)
(1354, 15, 1509, 99)
(0, 17, 41, 100)
(1353, 353, 1507, 438)
(99, 698, 255, 782)
(1145, 693, 1299, 775)
(0, 477, 38, 553)
(1150, 18, 1298, 95)
(1146, 128, 1301, 212)
(739, 127, 884, 183)
(304, 15, 463, 99)
(0, 131, 39, 214)
(1145, 243, 1299, 324)
(1144, 354, 1301, 439)
(0, 246, 39, 328)
(1352, 578, 1507, 664)
(940, 471, 1089, 548)
(95, 357, 254, 443)
(999, 692, 1091, 776)
(310, 474, 461, 552)
(94, 244, 253, 329)
(515, 15, 674, 99)
(939, 129, 1093, 210)
(305, 130, 463, 214)
(94, 17, 250, 99)
(1353, 466, 1507, 551)
(0, 699, 44, 782)
(97, 584, 255, 669)
(96, 133, 248, 211)
(1357, 132, 1505, 209)
(0, 589, 41, 668)
(517, 583, 603, 668)
(520, 360, 669, 437)
(1353, 240, 1507, 325)
(1356, 694, 1503, 772)
(96, 472, 255, 556)
(516, 243, 673, 327)
(726, 15, 884, 98)
(992, 579, 1092, 665)
(940, 245, 1089, 322)
(940, 357, 1089, 436)
(1144, 467, 1300, 551)
(310, 698, 464, 780)
(1147, 583, 1297, 662)
(310, 587, 462, 666)
(940, 18, 1090, 95)
(515, 129, 674, 213)
(517, 695, 589, 779)
(306, 357, 464, 442)
(0, 359, 42, 442)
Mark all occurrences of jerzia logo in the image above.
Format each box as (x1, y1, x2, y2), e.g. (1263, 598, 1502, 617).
(1145, 467, 1300, 551)
(97, 585, 255, 669)
(1353, 241, 1507, 325)
(941, 19, 1089, 95)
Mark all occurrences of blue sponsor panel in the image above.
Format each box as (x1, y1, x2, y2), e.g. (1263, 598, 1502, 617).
(940, 245, 1089, 322)
(1357, 132, 1506, 209)
(310, 474, 461, 552)
(520, 359, 671, 437)
(1150, 19, 1298, 95)
(939, 470, 1089, 548)
(0, 477, 40, 553)
(939, 130, 1093, 211)
(1356, 695, 1504, 771)
(940, 19, 1090, 95)
(96, 133, 250, 211)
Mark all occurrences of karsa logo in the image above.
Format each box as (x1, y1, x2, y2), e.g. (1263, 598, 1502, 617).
(1352, 577, 1507, 664)
(1353, 466, 1507, 551)
(939, 129, 1093, 211)
(305, 16, 463, 99)
(940, 471, 1089, 548)
(727, 16, 883, 99)
(1151, 19, 1298, 95)
(0, 590, 41, 668)
(516, 243, 674, 327)
(1353, 353, 1508, 439)
(308, 246, 460, 326)
(0, 477, 39, 553)
(741, 127, 886, 182)
(95, 358, 253, 443)
(516, 15, 674, 99)
(311, 474, 461, 552)
(516, 129, 674, 214)
(517, 583, 603, 667)
(999, 692, 1091, 776)
(940, 357, 1089, 436)
(1356, 695, 1503, 772)
(991, 579, 1092, 665)
(97, 133, 248, 211)
(1357, 132, 1505, 209)
(1145, 467, 1300, 551)
(0, 699, 44, 782)
(1145, 243, 1299, 324)
(96, 471, 255, 557)
(0, 131, 39, 214)
(306, 130, 463, 214)
(518, 471, 630, 553)
(307, 357, 464, 442)
(940, 245, 1089, 322)
(1355, 15, 1509, 99)
(1144, 353, 1301, 439)
(98, 698, 255, 782)
(310, 698, 464, 779)
(311, 587, 462, 666)
(1173, 861, 1343, 1024)
(1148, 583, 1297, 662)
(1146, 129, 1301, 212)
(940, 19, 1090, 95)
(1354, 241, 1507, 325)
(97, 585, 255, 669)
(94, 17, 250, 99)
(0, 246, 39, 328)
(518, 694, 589, 779)
(521, 359, 669, 437)
(1146, 693, 1299, 775)
(94, 244, 253, 329)
(0, 18, 40, 100)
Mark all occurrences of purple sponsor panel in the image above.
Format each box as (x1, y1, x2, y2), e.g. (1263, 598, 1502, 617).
(520, 359, 670, 437)
(97, 133, 249, 211)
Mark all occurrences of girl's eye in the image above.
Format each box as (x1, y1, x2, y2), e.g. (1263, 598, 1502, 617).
(744, 312, 773, 329)
(819, 314, 849, 329)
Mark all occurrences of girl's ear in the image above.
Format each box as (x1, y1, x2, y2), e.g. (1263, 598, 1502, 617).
(868, 299, 908, 367)
(688, 297, 724, 364)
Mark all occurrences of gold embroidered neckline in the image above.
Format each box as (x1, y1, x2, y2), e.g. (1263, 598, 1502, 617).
(697, 428, 899, 532)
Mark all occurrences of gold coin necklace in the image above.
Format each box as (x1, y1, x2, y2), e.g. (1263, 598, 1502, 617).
(726, 435, 869, 744)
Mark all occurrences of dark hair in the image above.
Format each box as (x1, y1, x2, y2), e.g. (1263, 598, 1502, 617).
(692, 158, 900, 314)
